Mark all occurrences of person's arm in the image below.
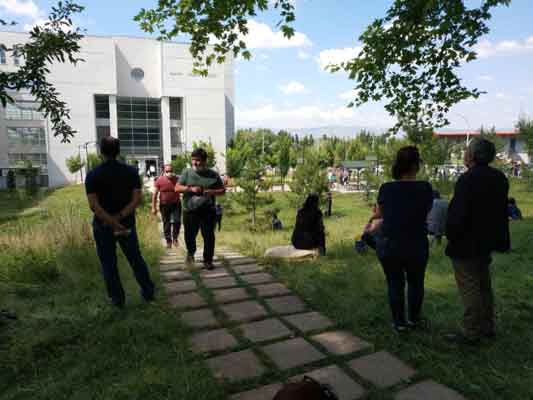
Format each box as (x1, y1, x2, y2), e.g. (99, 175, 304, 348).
(205, 174, 226, 197)
(117, 189, 143, 220)
(446, 175, 470, 241)
(87, 193, 126, 232)
(151, 181, 159, 215)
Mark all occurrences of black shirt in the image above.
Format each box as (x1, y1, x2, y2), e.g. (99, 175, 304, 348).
(291, 207, 325, 250)
(377, 180, 433, 256)
(85, 160, 141, 217)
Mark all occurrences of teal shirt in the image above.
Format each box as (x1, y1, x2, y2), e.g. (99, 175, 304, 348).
(179, 168, 223, 212)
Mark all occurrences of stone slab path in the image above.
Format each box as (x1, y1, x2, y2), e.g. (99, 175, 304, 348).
(159, 245, 468, 400)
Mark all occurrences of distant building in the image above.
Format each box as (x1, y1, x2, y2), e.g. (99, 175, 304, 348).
(434, 130, 529, 164)
(0, 32, 235, 188)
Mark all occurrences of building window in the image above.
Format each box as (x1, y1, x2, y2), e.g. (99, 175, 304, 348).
(510, 138, 517, 152)
(117, 97, 161, 155)
(96, 126, 110, 143)
(4, 100, 44, 120)
(7, 127, 47, 150)
(13, 54, 20, 66)
(8, 153, 48, 172)
(94, 95, 110, 119)
(170, 127, 182, 148)
(0, 46, 6, 64)
(169, 97, 182, 120)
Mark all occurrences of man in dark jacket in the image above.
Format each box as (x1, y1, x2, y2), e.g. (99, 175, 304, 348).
(445, 138, 510, 345)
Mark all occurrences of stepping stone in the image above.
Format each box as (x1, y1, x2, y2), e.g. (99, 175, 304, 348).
(168, 292, 207, 309)
(213, 288, 251, 303)
(190, 328, 238, 353)
(240, 318, 294, 343)
(206, 349, 265, 382)
(160, 263, 186, 272)
(261, 338, 325, 370)
(284, 312, 333, 333)
(254, 283, 291, 297)
(221, 301, 268, 322)
(227, 257, 258, 266)
(163, 280, 197, 294)
(241, 273, 275, 285)
(311, 331, 372, 356)
(395, 380, 466, 400)
(348, 351, 416, 388)
(203, 276, 238, 289)
(290, 365, 366, 400)
(222, 254, 247, 259)
(181, 308, 219, 329)
(230, 383, 283, 400)
(266, 296, 306, 315)
(200, 268, 231, 279)
(232, 264, 263, 275)
(161, 270, 193, 282)
(160, 258, 182, 264)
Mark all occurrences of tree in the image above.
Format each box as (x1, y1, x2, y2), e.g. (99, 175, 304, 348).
(136, 0, 510, 131)
(479, 125, 506, 156)
(171, 153, 189, 175)
(516, 117, 533, 161)
(1, 1, 84, 142)
(276, 133, 292, 190)
(192, 141, 216, 169)
(224, 144, 250, 179)
(65, 153, 85, 182)
(289, 151, 329, 206)
(235, 157, 272, 227)
(86, 153, 102, 171)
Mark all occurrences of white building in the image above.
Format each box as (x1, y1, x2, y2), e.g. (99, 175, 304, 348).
(0, 32, 235, 187)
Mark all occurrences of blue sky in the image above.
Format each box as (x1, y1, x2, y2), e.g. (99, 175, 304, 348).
(2, 0, 533, 131)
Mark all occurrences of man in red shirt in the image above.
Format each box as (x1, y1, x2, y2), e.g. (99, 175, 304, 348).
(152, 164, 181, 248)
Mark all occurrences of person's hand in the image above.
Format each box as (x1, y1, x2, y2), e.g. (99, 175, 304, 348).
(190, 186, 203, 194)
(109, 215, 127, 232)
(152, 207, 158, 216)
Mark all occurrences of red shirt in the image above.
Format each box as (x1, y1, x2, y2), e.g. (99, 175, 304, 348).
(155, 175, 180, 205)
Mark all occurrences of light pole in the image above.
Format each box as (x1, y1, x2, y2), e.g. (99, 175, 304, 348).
(455, 112, 473, 147)
(83, 141, 97, 173)
(77, 145, 84, 182)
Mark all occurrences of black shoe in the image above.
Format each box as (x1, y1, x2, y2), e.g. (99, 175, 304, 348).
(186, 254, 195, 264)
(407, 318, 429, 330)
(444, 332, 480, 346)
(203, 261, 215, 271)
(392, 322, 408, 333)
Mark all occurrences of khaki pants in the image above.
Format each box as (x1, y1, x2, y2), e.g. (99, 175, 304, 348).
(452, 257, 495, 339)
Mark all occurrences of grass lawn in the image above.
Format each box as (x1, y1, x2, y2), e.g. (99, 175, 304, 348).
(216, 180, 533, 400)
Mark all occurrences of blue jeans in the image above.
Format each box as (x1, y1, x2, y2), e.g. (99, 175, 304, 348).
(92, 217, 154, 306)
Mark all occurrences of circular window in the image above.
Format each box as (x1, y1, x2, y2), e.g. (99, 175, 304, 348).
(131, 68, 145, 81)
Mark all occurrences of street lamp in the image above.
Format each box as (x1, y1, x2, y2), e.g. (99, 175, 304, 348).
(455, 112, 473, 146)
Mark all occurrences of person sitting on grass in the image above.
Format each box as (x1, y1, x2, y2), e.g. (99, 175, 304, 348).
(507, 197, 523, 220)
(272, 212, 283, 230)
(291, 193, 326, 256)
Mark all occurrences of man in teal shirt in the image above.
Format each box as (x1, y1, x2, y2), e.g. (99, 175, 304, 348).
(175, 148, 225, 270)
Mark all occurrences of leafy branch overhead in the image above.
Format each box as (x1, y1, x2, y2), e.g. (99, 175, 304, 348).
(0, 1, 84, 142)
(136, 0, 511, 130)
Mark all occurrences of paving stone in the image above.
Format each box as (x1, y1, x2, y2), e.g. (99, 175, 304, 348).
(290, 365, 366, 400)
(266, 296, 307, 315)
(160, 262, 186, 271)
(221, 300, 269, 322)
(163, 280, 197, 294)
(395, 380, 466, 400)
(284, 312, 333, 333)
(348, 351, 416, 388)
(311, 331, 372, 356)
(230, 383, 283, 400)
(160, 257, 182, 264)
(241, 272, 275, 285)
(254, 283, 291, 297)
(161, 270, 193, 282)
(190, 328, 238, 353)
(222, 254, 247, 259)
(213, 288, 251, 303)
(168, 292, 207, 309)
(232, 264, 263, 275)
(200, 268, 231, 279)
(227, 257, 258, 266)
(240, 318, 294, 343)
(181, 308, 219, 329)
(261, 338, 326, 370)
(206, 349, 265, 382)
(203, 276, 239, 289)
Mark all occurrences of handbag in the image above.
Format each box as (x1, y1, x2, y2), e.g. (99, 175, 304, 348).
(187, 195, 213, 212)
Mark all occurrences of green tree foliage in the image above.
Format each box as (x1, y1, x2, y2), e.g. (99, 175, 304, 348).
(235, 157, 273, 226)
(65, 154, 85, 174)
(86, 153, 102, 171)
(136, 0, 510, 131)
(516, 117, 533, 161)
(0, 1, 84, 142)
(192, 141, 216, 169)
(479, 125, 506, 155)
(224, 141, 252, 178)
(171, 154, 190, 175)
(276, 132, 292, 190)
(289, 151, 329, 206)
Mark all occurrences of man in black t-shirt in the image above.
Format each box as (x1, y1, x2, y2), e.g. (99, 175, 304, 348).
(85, 137, 154, 307)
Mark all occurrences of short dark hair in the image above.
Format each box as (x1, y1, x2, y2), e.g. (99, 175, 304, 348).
(392, 146, 421, 180)
(508, 197, 516, 205)
(191, 147, 208, 161)
(468, 138, 496, 165)
(100, 136, 120, 159)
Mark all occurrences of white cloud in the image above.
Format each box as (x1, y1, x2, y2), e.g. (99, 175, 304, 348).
(495, 92, 506, 99)
(317, 47, 362, 71)
(339, 89, 359, 100)
(242, 20, 312, 49)
(474, 36, 533, 58)
(23, 17, 46, 31)
(477, 74, 494, 81)
(297, 50, 310, 60)
(256, 64, 270, 72)
(0, 0, 39, 19)
(280, 81, 308, 95)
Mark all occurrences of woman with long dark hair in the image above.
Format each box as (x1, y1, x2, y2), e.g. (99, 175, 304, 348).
(373, 146, 433, 331)
(291, 193, 326, 256)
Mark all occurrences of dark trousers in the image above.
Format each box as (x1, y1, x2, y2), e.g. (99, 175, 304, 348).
(452, 257, 494, 339)
(160, 202, 181, 243)
(92, 218, 154, 306)
(379, 255, 428, 325)
(183, 210, 216, 262)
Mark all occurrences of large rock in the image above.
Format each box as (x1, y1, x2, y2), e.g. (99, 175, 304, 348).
(264, 245, 319, 260)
